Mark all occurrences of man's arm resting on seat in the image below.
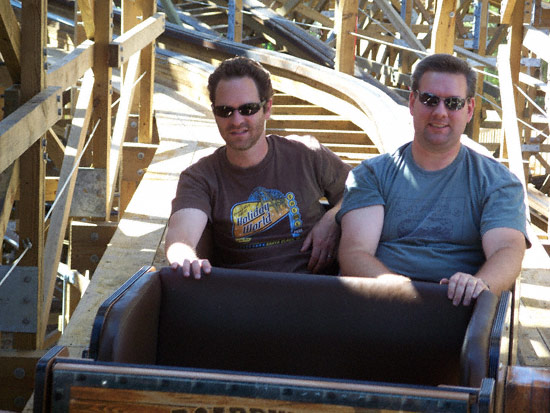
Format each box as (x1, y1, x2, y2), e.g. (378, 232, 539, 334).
(338, 205, 408, 282)
(301, 199, 343, 273)
(165, 208, 211, 279)
(441, 227, 526, 306)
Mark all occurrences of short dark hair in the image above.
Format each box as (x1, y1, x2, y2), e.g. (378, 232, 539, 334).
(208, 56, 274, 105)
(411, 54, 476, 98)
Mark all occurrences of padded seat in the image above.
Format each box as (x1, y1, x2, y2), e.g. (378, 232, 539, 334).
(89, 265, 500, 387)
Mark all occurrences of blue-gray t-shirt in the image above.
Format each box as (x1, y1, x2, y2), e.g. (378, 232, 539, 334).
(336, 142, 528, 281)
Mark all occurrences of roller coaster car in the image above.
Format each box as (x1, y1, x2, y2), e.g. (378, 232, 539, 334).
(35, 265, 512, 412)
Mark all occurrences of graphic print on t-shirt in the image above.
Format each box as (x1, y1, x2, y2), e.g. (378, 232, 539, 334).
(387, 196, 464, 240)
(231, 187, 303, 244)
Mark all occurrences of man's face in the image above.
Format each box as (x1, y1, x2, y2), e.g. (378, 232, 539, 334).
(213, 76, 271, 152)
(409, 71, 474, 153)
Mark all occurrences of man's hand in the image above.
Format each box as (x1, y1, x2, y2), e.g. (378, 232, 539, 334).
(301, 209, 340, 273)
(440, 272, 489, 306)
(170, 258, 212, 279)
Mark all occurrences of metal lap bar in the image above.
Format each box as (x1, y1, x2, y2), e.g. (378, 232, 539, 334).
(48, 361, 494, 412)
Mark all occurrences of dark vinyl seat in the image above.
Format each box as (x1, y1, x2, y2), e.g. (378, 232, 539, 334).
(88, 265, 502, 387)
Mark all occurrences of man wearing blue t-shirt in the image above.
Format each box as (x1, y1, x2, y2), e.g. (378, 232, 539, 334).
(337, 54, 529, 306)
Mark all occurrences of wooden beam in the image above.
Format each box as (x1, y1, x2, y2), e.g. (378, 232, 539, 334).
(76, 0, 95, 39)
(497, 42, 527, 186)
(228, 0, 243, 42)
(92, 0, 113, 219)
(107, 52, 141, 213)
(0, 87, 62, 175)
(138, 0, 157, 143)
(469, 0, 488, 142)
(335, 0, 358, 75)
(431, 0, 457, 53)
(19, 0, 47, 350)
(276, 0, 301, 16)
(46, 129, 66, 170)
(372, 0, 427, 55)
(0, 0, 21, 82)
(40, 69, 95, 347)
(108, 13, 165, 68)
(0, 162, 18, 243)
(523, 26, 550, 64)
(46, 39, 94, 90)
(505, 366, 550, 412)
(500, 0, 518, 24)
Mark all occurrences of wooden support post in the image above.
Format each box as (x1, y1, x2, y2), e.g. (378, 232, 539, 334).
(69, 221, 118, 275)
(399, 0, 414, 73)
(469, 0, 488, 142)
(137, 0, 156, 143)
(431, 0, 457, 53)
(497, 42, 527, 187)
(18, 0, 46, 351)
(107, 53, 141, 214)
(120, 142, 157, 217)
(0, 350, 45, 411)
(75, 0, 94, 42)
(40, 70, 95, 347)
(335, 0, 358, 75)
(92, 0, 113, 220)
(0, 86, 20, 256)
(228, 0, 243, 43)
(0, 0, 21, 83)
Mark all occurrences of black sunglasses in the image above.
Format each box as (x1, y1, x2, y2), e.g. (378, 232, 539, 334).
(212, 101, 266, 118)
(415, 91, 468, 111)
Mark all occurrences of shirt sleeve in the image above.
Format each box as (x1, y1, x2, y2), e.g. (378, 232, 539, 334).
(480, 169, 529, 244)
(170, 163, 214, 220)
(336, 160, 386, 224)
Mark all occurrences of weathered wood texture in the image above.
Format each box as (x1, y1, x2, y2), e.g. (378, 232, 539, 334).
(58, 82, 224, 356)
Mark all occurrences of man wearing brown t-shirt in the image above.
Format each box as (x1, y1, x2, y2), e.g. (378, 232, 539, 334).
(166, 57, 350, 278)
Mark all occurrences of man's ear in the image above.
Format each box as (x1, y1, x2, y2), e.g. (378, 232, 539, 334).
(264, 98, 273, 118)
(466, 96, 475, 122)
(408, 90, 416, 115)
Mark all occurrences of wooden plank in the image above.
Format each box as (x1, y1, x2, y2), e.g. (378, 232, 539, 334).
(523, 25, 550, 63)
(46, 129, 66, 170)
(497, 44, 526, 185)
(372, 0, 427, 55)
(46, 39, 94, 90)
(0, 162, 18, 243)
(108, 13, 165, 68)
(69, 221, 118, 275)
(138, 0, 157, 143)
(18, 0, 47, 350)
(107, 52, 141, 213)
(0, 0, 21, 82)
(228, 0, 243, 42)
(76, 0, 95, 39)
(121, 143, 158, 181)
(431, 0, 456, 54)
(505, 366, 550, 412)
(276, 0, 301, 16)
(92, 0, 113, 219)
(40, 69, 95, 347)
(0, 87, 62, 175)
(469, 0, 488, 142)
(500, 0, 519, 24)
(335, 0, 358, 75)
(0, 350, 45, 412)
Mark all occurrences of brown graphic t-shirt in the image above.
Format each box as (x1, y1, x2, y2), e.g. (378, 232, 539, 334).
(171, 135, 350, 273)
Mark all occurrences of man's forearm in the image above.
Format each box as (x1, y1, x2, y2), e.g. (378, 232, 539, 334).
(339, 248, 397, 277)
